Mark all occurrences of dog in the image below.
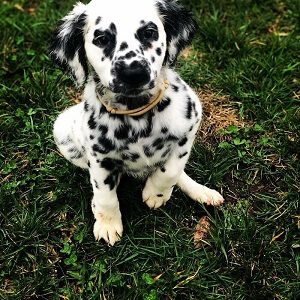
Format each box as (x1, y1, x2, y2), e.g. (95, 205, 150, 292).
(50, 0, 224, 246)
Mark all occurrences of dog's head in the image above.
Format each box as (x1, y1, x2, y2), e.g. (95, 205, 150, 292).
(50, 0, 196, 96)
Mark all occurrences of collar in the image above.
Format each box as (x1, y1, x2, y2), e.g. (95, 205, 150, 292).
(96, 80, 169, 117)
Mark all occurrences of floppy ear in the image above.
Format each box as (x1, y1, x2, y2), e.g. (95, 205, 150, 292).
(49, 3, 89, 85)
(156, 0, 197, 66)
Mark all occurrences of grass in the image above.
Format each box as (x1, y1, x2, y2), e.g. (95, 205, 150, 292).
(0, 0, 299, 299)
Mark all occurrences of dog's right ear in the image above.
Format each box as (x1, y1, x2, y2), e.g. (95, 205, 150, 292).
(49, 3, 89, 85)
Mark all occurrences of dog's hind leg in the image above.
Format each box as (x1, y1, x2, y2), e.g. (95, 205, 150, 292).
(53, 103, 89, 169)
(176, 171, 224, 206)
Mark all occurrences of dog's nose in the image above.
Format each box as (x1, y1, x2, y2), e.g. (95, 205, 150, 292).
(115, 61, 150, 87)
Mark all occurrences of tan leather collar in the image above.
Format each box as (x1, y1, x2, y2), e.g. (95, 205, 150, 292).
(97, 80, 169, 117)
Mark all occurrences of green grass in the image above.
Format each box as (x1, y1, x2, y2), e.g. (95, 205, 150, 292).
(1, 0, 299, 299)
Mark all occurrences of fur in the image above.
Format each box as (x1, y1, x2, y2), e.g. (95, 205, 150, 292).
(50, 0, 224, 245)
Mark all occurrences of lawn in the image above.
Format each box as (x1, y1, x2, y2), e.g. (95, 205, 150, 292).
(0, 0, 299, 299)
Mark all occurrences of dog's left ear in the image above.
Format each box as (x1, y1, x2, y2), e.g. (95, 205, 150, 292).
(156, 0, 197, 66)
(49, 3, 89, 85)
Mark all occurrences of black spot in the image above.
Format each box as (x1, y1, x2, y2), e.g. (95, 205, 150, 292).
(121, 152, 140, 162)
(152, 138, 163, 149)
(90, 134, 95, 140)
(161, 147, 171, 158)
(156, 47, 162, 56)
(125, 51, 136, 59)
(110, 23, 116, 33)
(189, 125, 194, 132)
(186, 97, 193, 119)
(119, 42, 128, 51)
(171, 84, 179, 92)
(101, 158, 115, 171)
(152, 138, 163, 147)
(157, 194, 163, 197)
(98, 125, 108, 135)
(143, 145, 153, 157)
(161, 167, 166, 172)
(101, 157, 123, 171)
(127, 131, 139, 144)
(167, 134, 179, 141)
(130, 152, 140, 161)
(104, 170, 119, 190)
(95, 16, 101, 25)
(179, 151, 188, 159)
(88, 112, 97, 129)
(87, 161, 91, 168)
(67, 146, 80, 153)
(70, 150, 83, 159)
(115, 124, 130, 140)
(94, 180, 99, 189)
(98, 137, 115, 152)
(139, 113, 153, 138)
(84, 101, 89, 112)
(92, 144, 101, 153)
(161, 127, 168, 134)
(57, 136, 72, 145)
(93, 137, 114, 154)
(151, 56, 155, 63)
(157, 97, 171, 112)
(178, 137, 188, 147)
(149, 80, 155, 89)
(139, 46, 144, 55)
(93, 72, 101, 84)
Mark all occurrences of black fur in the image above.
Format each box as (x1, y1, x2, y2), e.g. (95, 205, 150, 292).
(156, 0, 197, 66)
(49, 12, 88, 84)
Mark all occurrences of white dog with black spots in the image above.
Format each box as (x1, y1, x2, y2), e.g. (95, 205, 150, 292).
(50, 0, 224, 246)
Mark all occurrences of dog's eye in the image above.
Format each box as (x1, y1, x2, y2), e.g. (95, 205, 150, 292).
(96, 35, 110, 46)
(93, 31, 111, 47)
(138, 28, 157, 41)
(143, 29, 155, 39)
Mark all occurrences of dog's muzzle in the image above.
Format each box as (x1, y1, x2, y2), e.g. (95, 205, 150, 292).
(114, 60, 150, 88)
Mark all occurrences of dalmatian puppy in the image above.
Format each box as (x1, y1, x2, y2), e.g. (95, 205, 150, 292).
(50, 0, 224, 246)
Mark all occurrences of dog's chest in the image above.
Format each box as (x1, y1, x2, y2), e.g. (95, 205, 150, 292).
(85, 108, 182, 176)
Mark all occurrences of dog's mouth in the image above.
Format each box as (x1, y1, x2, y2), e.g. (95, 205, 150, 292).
(110, 85, 145, 97)
(108, 80, 155, 97)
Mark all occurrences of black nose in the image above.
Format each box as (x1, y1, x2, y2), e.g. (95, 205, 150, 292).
(115, 60, 150, 87)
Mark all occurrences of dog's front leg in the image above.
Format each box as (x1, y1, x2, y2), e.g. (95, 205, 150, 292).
(142, 151, 188, 209)
(89, 160, 123, 246)
(143, 147, 224, 209)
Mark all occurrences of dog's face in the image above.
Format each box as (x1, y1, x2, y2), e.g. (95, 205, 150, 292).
(85, 0, 166, 95)
(50, 0, 196, 95)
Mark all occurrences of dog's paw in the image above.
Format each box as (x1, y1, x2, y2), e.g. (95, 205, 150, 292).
(93, 210, 123, 246)
(192, 185, 224, 206)
(142, 180, 173, 209)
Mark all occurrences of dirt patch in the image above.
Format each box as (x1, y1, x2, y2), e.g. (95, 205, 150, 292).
(197, 87, 247, 145)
